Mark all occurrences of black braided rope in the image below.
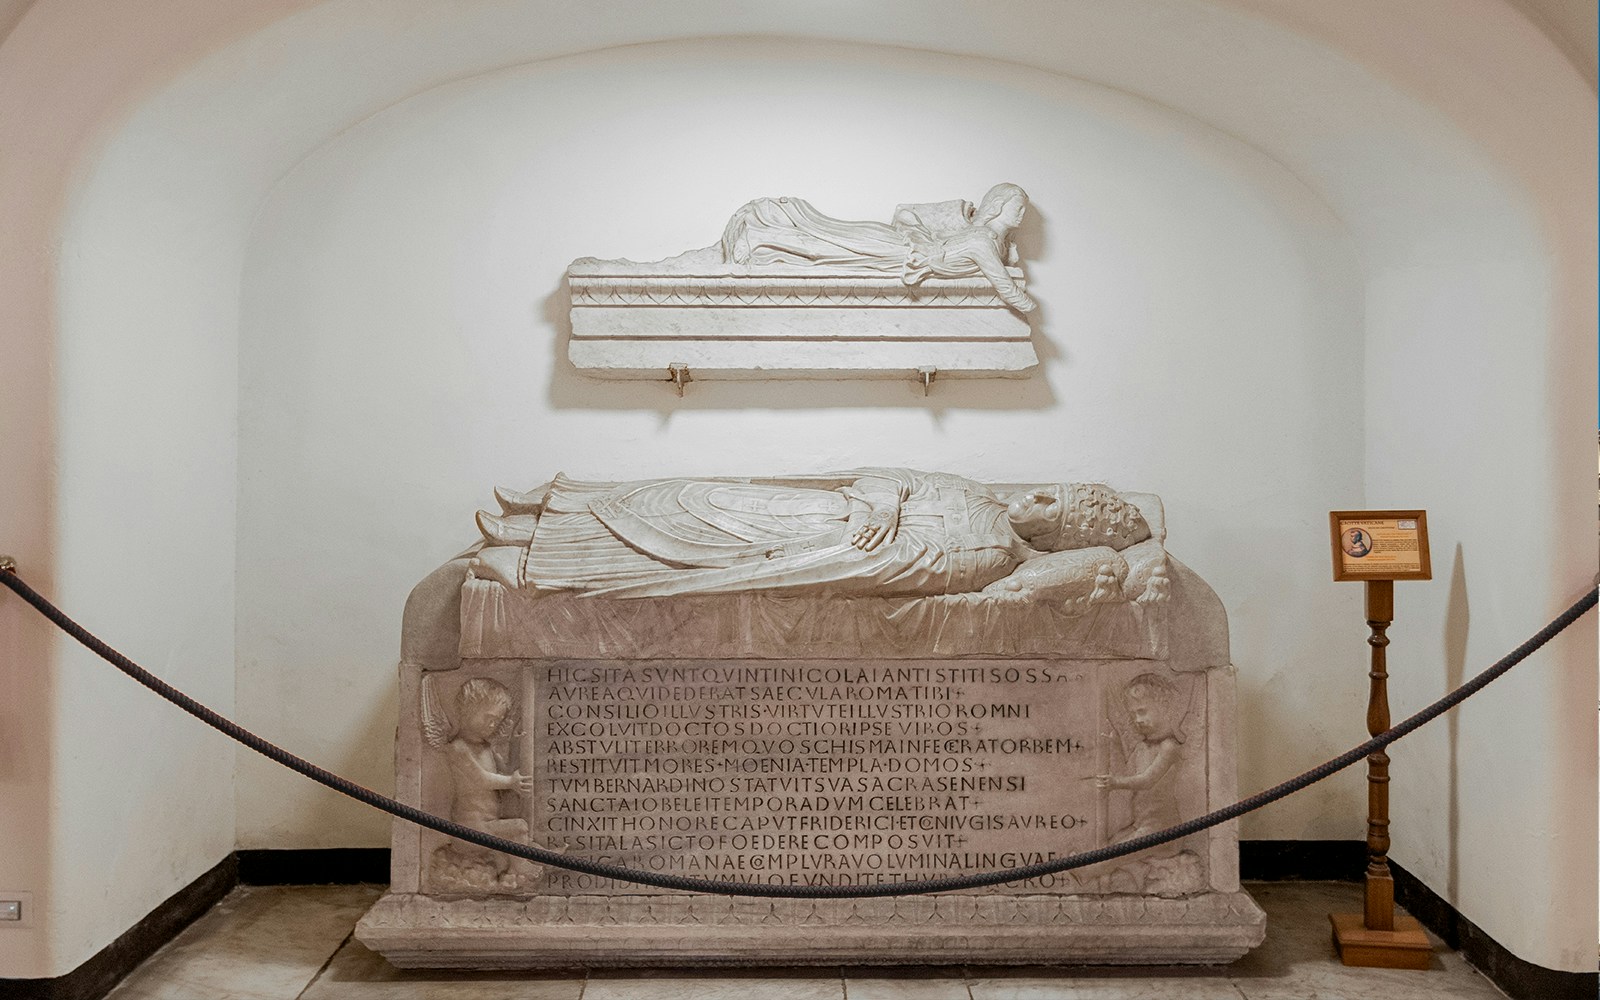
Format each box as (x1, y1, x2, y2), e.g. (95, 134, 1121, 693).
(2, 565, 1592, 899)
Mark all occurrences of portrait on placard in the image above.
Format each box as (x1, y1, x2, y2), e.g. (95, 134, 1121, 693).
(1340, 527, 1372, 558)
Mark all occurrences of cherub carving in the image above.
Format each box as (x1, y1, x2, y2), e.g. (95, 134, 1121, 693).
(1089, 673, 1204, 898)
(1096, 673, 1185, 842)
(422, 674, 545, 890)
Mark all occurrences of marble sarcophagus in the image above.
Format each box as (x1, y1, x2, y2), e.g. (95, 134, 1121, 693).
(356, 470, 1266, 967)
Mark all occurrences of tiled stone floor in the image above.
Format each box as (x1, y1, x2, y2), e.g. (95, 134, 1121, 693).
(104, 882, 1508, 999)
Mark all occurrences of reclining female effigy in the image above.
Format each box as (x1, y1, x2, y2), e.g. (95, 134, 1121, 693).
(565, 185, 1042, 382)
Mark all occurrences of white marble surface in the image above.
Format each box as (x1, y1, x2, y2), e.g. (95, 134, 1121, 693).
(300, 937, 583, 1000)
(103, 882, 1508, 999)
(583, 971, 846, 1000)
(565, 186, 1041, 382)
(104, 885, 381, 1000)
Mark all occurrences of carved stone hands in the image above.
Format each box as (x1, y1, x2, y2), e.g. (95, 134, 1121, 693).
(510, 770, 535, 797)
(850, 505, 899, 552)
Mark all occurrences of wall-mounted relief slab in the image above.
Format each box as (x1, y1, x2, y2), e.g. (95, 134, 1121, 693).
(566, 185, 1042, 387)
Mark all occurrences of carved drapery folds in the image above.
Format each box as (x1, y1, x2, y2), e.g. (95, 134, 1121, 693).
(564, 186, 1042, 382)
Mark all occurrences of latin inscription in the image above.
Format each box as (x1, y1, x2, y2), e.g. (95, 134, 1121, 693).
(533, 661, 1110, 893)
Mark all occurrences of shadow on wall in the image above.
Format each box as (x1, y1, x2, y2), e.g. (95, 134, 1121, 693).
(537, 205, 1061, 415)
(1441, 544, 1469, 905)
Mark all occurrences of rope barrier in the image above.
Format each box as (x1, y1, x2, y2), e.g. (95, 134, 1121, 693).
(1, 562, 1592, 899)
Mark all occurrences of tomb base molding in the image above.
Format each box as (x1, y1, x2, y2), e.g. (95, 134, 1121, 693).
(359, 890, 1266, 968)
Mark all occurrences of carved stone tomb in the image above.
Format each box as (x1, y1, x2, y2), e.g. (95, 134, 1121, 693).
(357, 472, 1266, 966)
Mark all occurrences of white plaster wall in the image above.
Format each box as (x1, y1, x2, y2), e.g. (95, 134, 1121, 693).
(1219, 0, 1600, 970)
(45, 70, 262, 982)
(1359, 162, 1599, 970)
(0, 0, 318, 977)
(234, 40, 1365, 849)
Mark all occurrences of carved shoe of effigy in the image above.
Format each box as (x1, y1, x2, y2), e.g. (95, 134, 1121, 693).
(495, 484, 549, 515)
(476, 511, 536, 546)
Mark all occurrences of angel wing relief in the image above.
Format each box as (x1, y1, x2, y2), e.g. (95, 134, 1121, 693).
(420, 673, 554, 891)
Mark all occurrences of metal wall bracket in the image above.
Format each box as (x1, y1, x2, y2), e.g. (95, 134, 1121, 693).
(667, 363, 693, 397)
(0, 555, 15, 573)
(917, 366, 937, 396)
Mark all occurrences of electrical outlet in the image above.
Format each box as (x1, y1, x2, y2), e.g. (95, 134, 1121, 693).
(0, 891, 33, 927)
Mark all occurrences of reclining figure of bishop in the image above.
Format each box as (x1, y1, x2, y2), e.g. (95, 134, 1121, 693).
(472, 469, 1154, 603)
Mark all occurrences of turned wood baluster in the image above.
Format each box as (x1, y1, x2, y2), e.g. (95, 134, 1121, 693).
(1363, 580, 1396, 932)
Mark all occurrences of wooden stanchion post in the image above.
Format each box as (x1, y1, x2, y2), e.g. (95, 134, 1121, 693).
(1361, 579, 1396, 933)
(1327, 512, 1432, 969)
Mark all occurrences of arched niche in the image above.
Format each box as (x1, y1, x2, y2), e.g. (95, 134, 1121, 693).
(1, 0, 1592, 979)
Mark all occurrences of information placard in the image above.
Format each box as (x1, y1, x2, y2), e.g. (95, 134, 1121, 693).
(1329, 510, 1431, 582)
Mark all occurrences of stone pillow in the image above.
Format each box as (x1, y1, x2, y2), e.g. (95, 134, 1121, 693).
(1119, 539, 1171, 604)
(981, 546, 1127, 610)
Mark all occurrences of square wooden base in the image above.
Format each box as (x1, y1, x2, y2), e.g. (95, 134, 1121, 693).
(1329, 912, 1433, 970)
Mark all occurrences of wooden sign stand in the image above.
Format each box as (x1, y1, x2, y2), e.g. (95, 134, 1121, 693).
(1327, 511, 1432, 970)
